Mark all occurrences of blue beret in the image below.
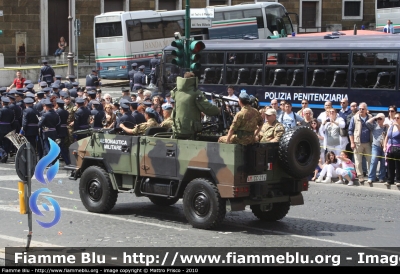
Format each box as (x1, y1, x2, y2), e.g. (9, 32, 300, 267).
(131, 63, 137, 67)
(1, 97, 10, 103)
(162, 104, 173, 110)
(56, 98, 65, 104)
(145, 107, 156, 115)
(26, 84, 34, 89)
(75, 98, 85, 104)
(239, 92, 250, 100)
(40, 81, 48, 87)
(24, 80, 32, 85)
(43, 99, 53, 106)
(24, 97, 35, 104)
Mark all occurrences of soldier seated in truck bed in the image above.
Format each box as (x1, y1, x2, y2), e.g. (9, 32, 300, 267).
(119, 107, 160, 135)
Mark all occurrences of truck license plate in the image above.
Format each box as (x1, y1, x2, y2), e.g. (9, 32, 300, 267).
(108, 67, 117, 71)
(247, 174, 267, 182)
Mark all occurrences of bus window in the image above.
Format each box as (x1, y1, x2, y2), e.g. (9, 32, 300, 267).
(95, 22, 122, 38)
(266, 5, 287, 34)
(199, 52, 224, 85)
(141, 18, 163, 40)
(243, 9, 264, 28)
(352, 52, 398, 89)
(211, 12, 224, 21)
(224, 10, 243, 20)
(126, 20, 142, 41)
(162, 16, 184, 38)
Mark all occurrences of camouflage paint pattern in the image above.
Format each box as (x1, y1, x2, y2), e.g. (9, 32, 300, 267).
(160, 117, 173, 129)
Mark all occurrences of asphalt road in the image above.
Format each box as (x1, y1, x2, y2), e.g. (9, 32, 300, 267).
(0, 156, 399, 259)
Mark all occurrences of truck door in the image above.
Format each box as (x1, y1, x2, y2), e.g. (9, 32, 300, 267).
(140, 137, 177, 177)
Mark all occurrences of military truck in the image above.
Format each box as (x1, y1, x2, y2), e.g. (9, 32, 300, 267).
(65, 126, 319, 230)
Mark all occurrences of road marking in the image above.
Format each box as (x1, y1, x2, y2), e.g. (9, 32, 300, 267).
(0, 173, 70, 181)
(0, 204, 189, 232)
(0, 187, 81, 202)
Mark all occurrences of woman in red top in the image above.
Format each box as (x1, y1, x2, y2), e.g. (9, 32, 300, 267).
(7, 71, 25, 91)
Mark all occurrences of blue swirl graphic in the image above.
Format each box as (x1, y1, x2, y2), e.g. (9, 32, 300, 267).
(34, 138, 60, 184)
(29, 188, 61, 228)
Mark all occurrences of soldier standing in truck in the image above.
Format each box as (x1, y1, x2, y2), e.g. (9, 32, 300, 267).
(218, 92, 263, 145)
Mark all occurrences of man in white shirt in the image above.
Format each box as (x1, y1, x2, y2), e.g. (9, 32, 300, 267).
(225, 85, 239, 113)
(383, 20, 395, 34)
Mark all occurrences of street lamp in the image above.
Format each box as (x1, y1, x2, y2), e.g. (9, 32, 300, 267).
(67, 0, 74, 76)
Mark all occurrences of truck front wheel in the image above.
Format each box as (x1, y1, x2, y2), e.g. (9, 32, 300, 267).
(79, 166, 118, 213)
(183, 178, 226, 230)
(250, 202, 290, 222)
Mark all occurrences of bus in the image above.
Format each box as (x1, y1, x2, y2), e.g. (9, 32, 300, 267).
(376, 0, 400, 33)
(93, 2, 294, 79)
(161, 31, 399, 113)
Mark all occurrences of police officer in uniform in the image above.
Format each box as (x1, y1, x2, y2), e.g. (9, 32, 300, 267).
(34, 91, 46, 114)
(55, 98, 70, 165)
(38, 99, 60, 156)
(120, 107, 159, 135)
(63, 94, 77, 149)
(19, 97, 40, 156)
(86, 69, 101, 90)
(171, 72, 220, 139)
(119, 87, 132, 102)
(129, 63, 138, 91)
(87, 90, 100, 110)
(114, 102, 136, 130)
(73, 98, 91, 141)
(39, 60, 55, 86)
(129, 102, 146, 125)
(55, 75, 66, 90)
(133, 65, 146, 91)
(90, 101, 106, 129)
(218, 92, 263, 145)
(0, 97, 15, 163)
(7, 91, 23, 134)
(15, 89, 26, 110)
(149, 53, 160, 86)
(64, 75, 76, 90)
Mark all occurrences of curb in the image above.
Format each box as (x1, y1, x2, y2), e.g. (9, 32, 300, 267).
(310, 180, 400, 191)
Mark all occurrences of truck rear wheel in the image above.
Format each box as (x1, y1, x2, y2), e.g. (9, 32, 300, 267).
(79, 166, 118, 213)
(183, 178, 226, 230)
(148, 196, 180, 206)
(250, 202, 290, 222)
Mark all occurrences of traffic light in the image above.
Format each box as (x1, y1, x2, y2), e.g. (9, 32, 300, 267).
(189, 40, 205, 72)
(171, 39, 185, 67)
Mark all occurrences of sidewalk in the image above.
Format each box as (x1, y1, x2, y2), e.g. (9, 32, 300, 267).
(310, 178, 400, 191)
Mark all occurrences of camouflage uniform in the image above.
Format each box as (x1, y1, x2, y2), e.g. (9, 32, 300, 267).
(131, 118, 159, 135)
(218, 105, 263, 145)
(160, 117, 173, 129)
(259, 120, 285, 143)
(65, 102, 77, 147)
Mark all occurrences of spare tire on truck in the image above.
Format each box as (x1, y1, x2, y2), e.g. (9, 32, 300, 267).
(278, 126, 320, 178)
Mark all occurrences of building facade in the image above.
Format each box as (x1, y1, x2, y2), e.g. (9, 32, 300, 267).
(0, 0, 376, 65)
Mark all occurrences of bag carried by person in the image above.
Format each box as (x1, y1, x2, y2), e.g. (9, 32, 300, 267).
(379, 129, 387, 148)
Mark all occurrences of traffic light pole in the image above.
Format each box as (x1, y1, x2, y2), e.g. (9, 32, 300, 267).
(184, 0, 191, 71)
